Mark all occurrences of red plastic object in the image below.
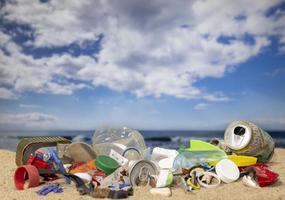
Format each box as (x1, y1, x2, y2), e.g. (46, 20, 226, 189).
(92, 170, 106, 187)
(27, 153, 58, 181)
(253, 163, 279, 187)
(241, 163, 279, 187)
(68, 162, 85, 172)
(27, 154, 52, 169)
(14, 165, 40, 190)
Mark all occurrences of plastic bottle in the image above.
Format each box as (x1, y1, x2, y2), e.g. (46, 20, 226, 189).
(92, 127, 146, 160)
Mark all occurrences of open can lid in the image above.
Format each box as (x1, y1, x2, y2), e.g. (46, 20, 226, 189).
(225, 122, 252, 150)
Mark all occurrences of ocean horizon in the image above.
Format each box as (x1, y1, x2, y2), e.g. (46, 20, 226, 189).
(1, 130, 285, 152)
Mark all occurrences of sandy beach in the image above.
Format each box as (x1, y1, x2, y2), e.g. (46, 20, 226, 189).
(1, 148, 284, 200)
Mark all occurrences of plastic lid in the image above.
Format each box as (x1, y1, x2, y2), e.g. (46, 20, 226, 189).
(95, 155, 119, 175)
(215, 159, 240, 183)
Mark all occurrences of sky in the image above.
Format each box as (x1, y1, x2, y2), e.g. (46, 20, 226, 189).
(0, 0, 285, 131)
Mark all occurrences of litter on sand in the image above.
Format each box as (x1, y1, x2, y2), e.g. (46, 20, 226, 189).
(13, 121, 279, 198)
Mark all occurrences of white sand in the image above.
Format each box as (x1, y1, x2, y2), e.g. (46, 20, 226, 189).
(0, 149, 284, 200)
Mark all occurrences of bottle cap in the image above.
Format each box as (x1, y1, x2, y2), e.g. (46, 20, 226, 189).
(215, 159, 240, 183)
(95, 155, 119, 175)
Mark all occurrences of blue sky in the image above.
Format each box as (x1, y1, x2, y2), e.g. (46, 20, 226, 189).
(0, 0, 285, 131)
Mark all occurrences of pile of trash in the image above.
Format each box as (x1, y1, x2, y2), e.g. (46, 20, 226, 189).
(13, 120, 279, 198)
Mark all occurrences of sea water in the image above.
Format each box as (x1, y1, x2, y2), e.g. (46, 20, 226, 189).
(0, 130, 284, 151)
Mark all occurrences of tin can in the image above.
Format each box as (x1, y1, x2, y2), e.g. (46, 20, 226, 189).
(224, 120, 274, 162)
(129, 160, 158, 187)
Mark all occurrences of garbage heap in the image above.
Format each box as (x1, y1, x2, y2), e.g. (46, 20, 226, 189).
(13, 120, 279, 198)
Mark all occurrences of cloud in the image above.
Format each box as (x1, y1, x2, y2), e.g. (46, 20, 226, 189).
(0, 32, 90, 95)
(0, 87, 17, 99)
(0, 112, 57, 129)
(0, 0, 285, 100)
(19, 104, 41, 108)
(194, 103, 208, 110)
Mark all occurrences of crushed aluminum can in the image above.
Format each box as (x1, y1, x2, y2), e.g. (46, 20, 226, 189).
(224, 120, 275, 162)
(129, 160, 158, 187)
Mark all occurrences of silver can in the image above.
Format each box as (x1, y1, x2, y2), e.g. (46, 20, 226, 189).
(129, 160, 158, 187)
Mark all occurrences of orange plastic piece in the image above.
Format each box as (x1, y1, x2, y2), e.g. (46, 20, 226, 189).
(70, 160, 96, 174)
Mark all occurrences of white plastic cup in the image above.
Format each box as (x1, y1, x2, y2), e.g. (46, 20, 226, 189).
(151, 147, 178, 162)
(156, 170, 173, 188)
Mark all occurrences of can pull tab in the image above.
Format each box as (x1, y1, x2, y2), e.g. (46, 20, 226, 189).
(138, 166, 150, 182)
